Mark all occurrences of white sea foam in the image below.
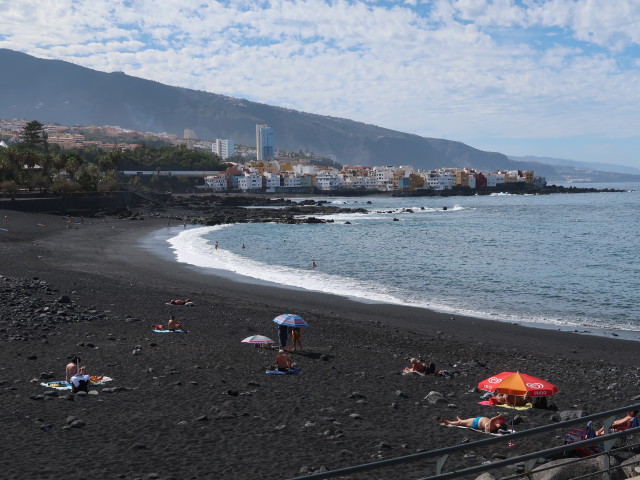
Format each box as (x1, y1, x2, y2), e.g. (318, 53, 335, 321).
(165, 226, 629, 332)
(167, 226, 407, 304)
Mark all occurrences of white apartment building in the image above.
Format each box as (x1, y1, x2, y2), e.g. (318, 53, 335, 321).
(213, 139, 234, 159)
(282, 175, 303, 188)
(315, 173, 344, 191)
(204, 175, 228, 191)
(293, 164, 317, 175)
(238, 172, 263, 191)
(343, 175, 379, 190)
(264, 172, 281, 192)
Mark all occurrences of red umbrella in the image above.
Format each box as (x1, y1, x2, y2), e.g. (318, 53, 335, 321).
(478, 371, 558, 397)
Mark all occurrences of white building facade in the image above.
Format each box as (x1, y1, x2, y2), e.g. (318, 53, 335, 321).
(213, 139, 235, 159)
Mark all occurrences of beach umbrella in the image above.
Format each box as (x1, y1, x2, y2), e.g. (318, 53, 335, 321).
(241, 335, 275, 344)
(478, 371, 558, 438)
(478, 371, 558, 397)
(272, 314, 308, 328)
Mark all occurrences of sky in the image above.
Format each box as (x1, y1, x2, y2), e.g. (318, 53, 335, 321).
(1, 0, 639, 169)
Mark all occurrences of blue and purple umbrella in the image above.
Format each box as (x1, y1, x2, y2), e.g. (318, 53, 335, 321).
(272, 314, 308, 328)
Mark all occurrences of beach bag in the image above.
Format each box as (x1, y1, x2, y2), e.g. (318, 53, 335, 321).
(532, 396, 548, 409)
(71, 374, 90, 393)
(155, 324, 163, 330)
(426, 362, 436, 374)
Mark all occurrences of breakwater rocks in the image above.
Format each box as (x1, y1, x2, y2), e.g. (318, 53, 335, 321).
(393, 184, 627, 196)
(126, 194, 369, 226)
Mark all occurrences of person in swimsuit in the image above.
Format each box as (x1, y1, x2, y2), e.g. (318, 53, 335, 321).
(596, 410, 639, 436)
(65, 356, 84, 382)
(167, 315, 185, 331)
(274, 349, 293, 372)
(408, 358, 427, 373)
(438, 414, 507, 433)
(290, 327, 302, 352)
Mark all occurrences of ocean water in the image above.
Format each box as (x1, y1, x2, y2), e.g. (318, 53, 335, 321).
(162, 182, 640, 338)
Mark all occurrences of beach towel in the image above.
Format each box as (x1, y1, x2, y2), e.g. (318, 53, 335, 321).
(477, 401, 533, 410)
(266, 368, 302, 375)
(41, 381, 72, 390)
(153, 329, 187, 333)
(440, 424, 515, 436)
(402, 367, 426, 376)
(165, 302, 195, 306)
(41, 376, 112, 390)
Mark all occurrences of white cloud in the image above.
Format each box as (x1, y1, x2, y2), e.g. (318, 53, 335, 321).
(0, 0, 639, 165)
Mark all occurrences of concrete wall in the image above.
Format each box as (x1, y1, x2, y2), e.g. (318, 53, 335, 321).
(0, 191, 137, 214)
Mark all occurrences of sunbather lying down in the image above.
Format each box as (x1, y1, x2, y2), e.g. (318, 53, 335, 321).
(170, 298, 193, 305)
(439, 414, 507, 433)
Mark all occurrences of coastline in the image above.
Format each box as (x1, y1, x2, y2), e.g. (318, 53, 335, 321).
(2, 209, 640, 479)
(157, 223, 640, 343)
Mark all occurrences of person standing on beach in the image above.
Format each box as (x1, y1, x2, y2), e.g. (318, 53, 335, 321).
(278, 324, 289, 350)
(291, 327, 302, 352)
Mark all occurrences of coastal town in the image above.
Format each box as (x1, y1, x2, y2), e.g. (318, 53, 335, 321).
(0, 118, 547, 195)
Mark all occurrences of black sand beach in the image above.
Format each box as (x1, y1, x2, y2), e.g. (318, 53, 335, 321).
(1, 208, 640, 480)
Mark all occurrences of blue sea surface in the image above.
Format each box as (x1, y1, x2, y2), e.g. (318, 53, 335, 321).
(164, 183, 640, 337)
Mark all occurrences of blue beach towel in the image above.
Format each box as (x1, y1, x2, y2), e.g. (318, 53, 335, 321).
(266, 368, 302, 375)
(41, 381, 72, 390)
(153, 329, 187, 333)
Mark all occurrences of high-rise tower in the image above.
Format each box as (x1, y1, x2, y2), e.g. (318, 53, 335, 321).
(256, 124, 274, 161)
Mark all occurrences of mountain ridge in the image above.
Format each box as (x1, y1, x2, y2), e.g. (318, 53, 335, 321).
(1, 48, 637, 183)
(0, 48, 516, 171)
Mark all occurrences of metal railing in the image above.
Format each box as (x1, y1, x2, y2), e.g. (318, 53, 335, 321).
(287, 404, 640, 480)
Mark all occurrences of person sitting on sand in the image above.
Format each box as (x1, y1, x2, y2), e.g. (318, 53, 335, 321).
(406, 358, 436, 374)
(409, 358, 429, 373)
(596, 410, 639, 436)
(490, 393, 530, 407)
(70, 366, 91, 393)
(274, 349, 294, 372)
(65, 356, 84, 382)
(438, 414, 507, 433)
(167, 315, 185, 331)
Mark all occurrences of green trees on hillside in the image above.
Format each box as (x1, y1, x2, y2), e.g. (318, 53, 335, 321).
(0, 120, 228, 194)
